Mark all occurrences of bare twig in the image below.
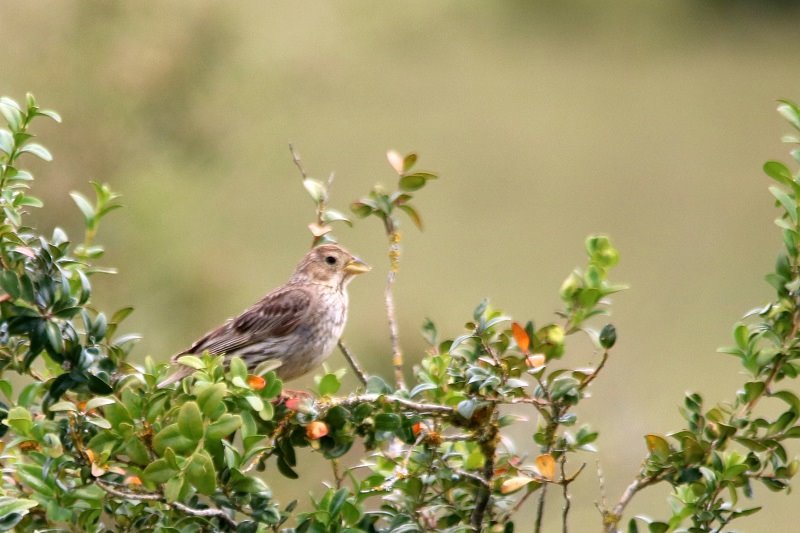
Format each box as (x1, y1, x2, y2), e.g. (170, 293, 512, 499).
(494, 396, 549, 409)
(288, 143, 308, 180)
(384, 227, 406, 390)
(560, 456, 574, 533)
(535, 482, 549, 533)
(337, 340, 368, 386)
(469, 410, 498, 530)
(579, 350, 609, 391)
(455, 469, 491, 488)
(324, 393, 454, 416)
(602, 472, 665, 533)
(95, 478, 238, 528)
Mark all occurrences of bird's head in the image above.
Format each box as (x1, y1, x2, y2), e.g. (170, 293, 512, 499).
(293, 243, 371, 288)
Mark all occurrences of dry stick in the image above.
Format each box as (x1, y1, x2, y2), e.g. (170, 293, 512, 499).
(561, 456, 571, 533)
(602, 473, 663, 533)
(384, 226, 406, 390)
(325, 393, 454, 416)
(470, 411, 498, 530)
(288, 143, 308, 180)
(338, 340, 368, 386)
(94, 478, 238, 528)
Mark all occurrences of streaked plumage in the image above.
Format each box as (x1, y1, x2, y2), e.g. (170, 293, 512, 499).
(157, 244, 370, 388)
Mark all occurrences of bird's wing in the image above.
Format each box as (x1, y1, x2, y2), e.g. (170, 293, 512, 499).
(177, 285, 313, 358)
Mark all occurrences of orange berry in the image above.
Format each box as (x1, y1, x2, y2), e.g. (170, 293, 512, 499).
(306, 421, 329, 440)
(247, 375, 266, 391)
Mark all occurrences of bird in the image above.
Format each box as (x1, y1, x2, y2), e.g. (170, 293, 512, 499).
(157, 244, 370, 388)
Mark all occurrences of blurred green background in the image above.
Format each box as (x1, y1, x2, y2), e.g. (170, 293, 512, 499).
(4, 1, 800, 529)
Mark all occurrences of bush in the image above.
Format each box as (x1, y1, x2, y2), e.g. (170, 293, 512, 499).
(0, 93, 798, 532)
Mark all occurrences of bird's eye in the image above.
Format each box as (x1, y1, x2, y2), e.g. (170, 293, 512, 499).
(325, 256, 337, 265)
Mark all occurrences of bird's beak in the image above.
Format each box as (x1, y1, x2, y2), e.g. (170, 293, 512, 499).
(344, 257, 371, 275)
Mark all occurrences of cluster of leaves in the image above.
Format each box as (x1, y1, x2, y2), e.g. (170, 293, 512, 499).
(619, 101, 800, 533)
(264, 238, 623, 533)
(1, 91, 799, 533)
(350, 150, 437, 233)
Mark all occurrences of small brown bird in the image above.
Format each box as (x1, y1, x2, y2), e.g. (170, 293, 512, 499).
(157, 244, 370, 388)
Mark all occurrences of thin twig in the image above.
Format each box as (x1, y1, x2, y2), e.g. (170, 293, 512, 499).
(535, 482, 549, 533)
(602, 472, 665, 533)
(288, 143, 308, 179)
(337, 340, 368, 386)
(596, 460, 608, 513)
(441, 433, 477, 442)
(469, 410, 498, 530)
(384, 227, 406, 390)
(560, 456, 570, 533)
(95, 478, 238, 528)
(323, 393, 454, 416)
(455, 469, 490, 488)
(579, 350, 609, 391)
(494, 396, 549, 408)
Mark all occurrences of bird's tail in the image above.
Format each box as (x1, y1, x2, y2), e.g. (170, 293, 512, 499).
(156, 364, 195, 389)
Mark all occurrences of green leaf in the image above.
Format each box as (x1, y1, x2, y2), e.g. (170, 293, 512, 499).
(397, 204, 423, 230)
(0, 380, 12, 401)
(599, 324, 617, 349)
(177, 401, 205, 441)
(322, 209, 352, 226)
(769, 186, 798, 224)
(764, 161, 794, 186)
(185, 450, 216, 495)
(402, 153, 418, 172)
(48, 401, 77, 412)
(0, 496, 37, 530)
(6, 406, 32, 435)
(153, 423, 198, 455)
(206, 413, 242, 440)
(778, 101, 800, 131)
(197, 383, 227, 418)
(0, 101, 22, 131)
(36, 109, 61, 123)
(176, 355, 204, 370)
(70, 192, 95, 227)
(125, 437, 150, 465)
(85, 396, 116, 411)
(143, 458, 179, 484)
(399, 174, 427, 192)
(0, 129, 13, 155)
(0, 271, 20, 299)
(648, 523, 669, 533)
(244, 393, 264, 412)
(772, 390, 800, 413)
(456, 399, 476, 419)
(349, 201, 374, 218)
(644, 434, 671, 462)
(303, 178, 326, 203)
(277, 456, 298, 479)
(17, 196, 43, 208)
(318, 373, 341, 396)
(19, 143, 51, 161)
(45, 321, 64, 354)
(229, 356, 247, 380)
(163, 474, 185, 503)
(374, 413, 401, 432)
